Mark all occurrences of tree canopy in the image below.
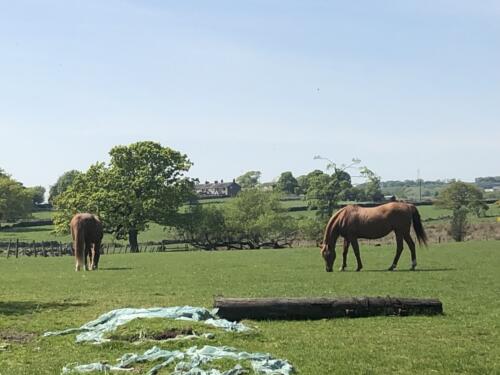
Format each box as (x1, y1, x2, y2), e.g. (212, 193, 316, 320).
(28, 186, 46, 205)
(176, 189, 297, 249)
(236, 171, 261, 189)
(53, 141, 194, 250)
(0, 169, 33, 222)
(49, 170, 81, 204)
(305, 169, 353, 219)
(437, 181, 488, 216)
(275, 171, 299, 194)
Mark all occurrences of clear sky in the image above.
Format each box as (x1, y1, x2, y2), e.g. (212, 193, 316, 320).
(1, 0, 499, 191)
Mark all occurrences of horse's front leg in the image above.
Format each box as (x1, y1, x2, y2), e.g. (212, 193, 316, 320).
(340, 238, 350, 271)
(351, 238, 363, 271)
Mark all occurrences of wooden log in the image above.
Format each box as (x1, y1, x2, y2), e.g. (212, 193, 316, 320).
(214, 296, 443, 321)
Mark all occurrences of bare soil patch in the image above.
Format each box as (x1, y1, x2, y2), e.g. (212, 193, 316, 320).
(0, 329, 36, 344)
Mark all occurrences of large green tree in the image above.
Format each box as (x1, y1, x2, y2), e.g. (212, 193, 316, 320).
(296, 170, 323, 195)
(437, 181, 488, 242)
(437, 181, 488, 215)
(225, 189, 297, 248)
(176, 189, 297, 249)
(275, 171, 299, 194)
(28, 186, 46, 206)
(305, 170, 352, 219)
(176, 203, 228, 250)
(236, 171, 261, 189)
(54, 141, 194, 251)
(49, 170, 81, 204)
(0, 169, 33, 222)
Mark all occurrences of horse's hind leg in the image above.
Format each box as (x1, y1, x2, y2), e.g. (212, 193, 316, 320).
(340, 239, 350, 271)
(351, 238, 363, 272)
(389, 232, 404, 271)
(84, 243, 92, 271)
(404, 233, 417, 270)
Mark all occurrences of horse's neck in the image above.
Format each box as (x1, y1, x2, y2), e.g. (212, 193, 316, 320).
(323, 209, 343, 244)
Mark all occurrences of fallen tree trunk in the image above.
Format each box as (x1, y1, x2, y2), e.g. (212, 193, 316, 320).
(214, 296, 443, 321)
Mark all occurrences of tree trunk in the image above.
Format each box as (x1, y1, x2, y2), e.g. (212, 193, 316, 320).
(214, 296, 443, 321)
(128, 229, 139, 252)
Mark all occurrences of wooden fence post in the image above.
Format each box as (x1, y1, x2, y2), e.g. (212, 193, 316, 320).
(58, 242, 62, 257)
(33, 241, 37, 257)
(7, 240, 11, 258)
(15, 239, 19, 258)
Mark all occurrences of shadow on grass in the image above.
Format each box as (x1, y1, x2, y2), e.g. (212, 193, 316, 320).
(98, 267, 133, 271)
(359, 267, 457, 273)
(0, 301, 89, 316)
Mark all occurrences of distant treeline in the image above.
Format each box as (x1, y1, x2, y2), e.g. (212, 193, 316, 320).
(381, 180, 449, 188)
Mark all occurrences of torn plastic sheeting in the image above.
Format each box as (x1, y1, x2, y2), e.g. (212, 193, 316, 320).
(44, 306, 250, 343)
(62, 345, 294, 375)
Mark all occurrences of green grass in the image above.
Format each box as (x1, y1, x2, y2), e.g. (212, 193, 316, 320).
(0, 241, 499, 374)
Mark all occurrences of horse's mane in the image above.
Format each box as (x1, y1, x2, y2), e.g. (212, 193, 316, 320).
(322, 207, 346, 245)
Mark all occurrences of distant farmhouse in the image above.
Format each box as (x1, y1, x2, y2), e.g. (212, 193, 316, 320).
(195, 180, 241, 198)
(475, 176, 500, 192)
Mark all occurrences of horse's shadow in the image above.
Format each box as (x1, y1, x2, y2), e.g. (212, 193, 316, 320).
(359, 267, 456, 273)
(98, 267, 132, 271)
(0, 301, 89, 316)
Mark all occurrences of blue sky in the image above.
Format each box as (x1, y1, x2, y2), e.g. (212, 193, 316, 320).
(1, 0, 499, 191)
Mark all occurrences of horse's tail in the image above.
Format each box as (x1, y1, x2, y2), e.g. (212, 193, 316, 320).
(411, 205, 428, 247)
(322, 207, 345, 245)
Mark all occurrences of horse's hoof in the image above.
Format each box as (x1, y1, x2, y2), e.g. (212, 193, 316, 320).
(339, 266, 346, 272)
(356, 267, 362, 272)
(388, 266, 395, 271)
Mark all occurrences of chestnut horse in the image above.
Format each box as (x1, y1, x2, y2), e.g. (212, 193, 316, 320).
(320, 202, 427, 272)
(70, 213, 103, 271)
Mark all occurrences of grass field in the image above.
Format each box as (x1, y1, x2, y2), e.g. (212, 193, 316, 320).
(0, 241, 499, 374)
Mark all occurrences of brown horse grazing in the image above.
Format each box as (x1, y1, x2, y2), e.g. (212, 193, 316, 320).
(320, 202, 427, 272)
(70, 213, 103, 271)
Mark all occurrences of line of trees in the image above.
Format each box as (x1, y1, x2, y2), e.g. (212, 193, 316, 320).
(0, 169, 45, 223)
(175, 189, 298, 250)
(4, 143, 495, 248)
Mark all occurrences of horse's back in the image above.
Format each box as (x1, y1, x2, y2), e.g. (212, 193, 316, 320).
(341, 202, 413, 238)
(70, 213, 102, 242)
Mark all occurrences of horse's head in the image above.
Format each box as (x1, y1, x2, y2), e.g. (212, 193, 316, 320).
(320, 242, 335, 272)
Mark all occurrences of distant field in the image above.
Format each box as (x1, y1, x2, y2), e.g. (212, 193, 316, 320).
(0, 241, 499, 374)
